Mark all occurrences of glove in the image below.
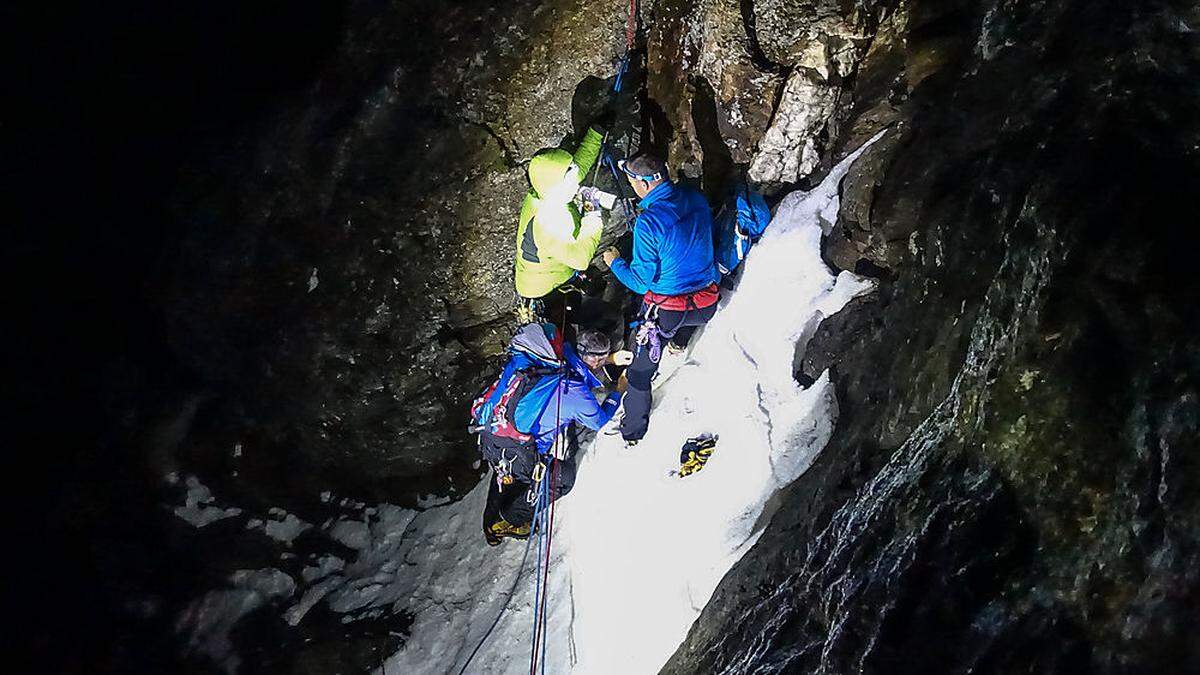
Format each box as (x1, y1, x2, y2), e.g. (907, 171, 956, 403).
(601, 391, 623, 416)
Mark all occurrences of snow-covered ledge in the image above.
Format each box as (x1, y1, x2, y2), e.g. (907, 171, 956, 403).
(370, 132, 884, 675)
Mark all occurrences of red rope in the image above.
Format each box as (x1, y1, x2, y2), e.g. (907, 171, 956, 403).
(625, 0, 638, 49)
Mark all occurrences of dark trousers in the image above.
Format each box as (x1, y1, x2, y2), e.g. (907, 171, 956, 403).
(482, 446, 579, 531)
(620, 302, 718, 441)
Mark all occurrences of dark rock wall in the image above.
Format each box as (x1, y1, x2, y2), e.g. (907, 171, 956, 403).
(161, 0, 633, 505)
(661, 0, 1200, 672)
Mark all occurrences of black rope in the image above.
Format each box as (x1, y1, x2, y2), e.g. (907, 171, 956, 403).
(457, 529, 537, 675)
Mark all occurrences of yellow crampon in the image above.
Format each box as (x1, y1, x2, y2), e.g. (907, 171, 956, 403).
(516, 300, 539, 326)
(487, 519, 532, 543)
(678, 435, 717, 478)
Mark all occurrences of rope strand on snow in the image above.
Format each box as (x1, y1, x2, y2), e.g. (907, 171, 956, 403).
(472, 3, 643, 671)
(455, 528, 538, 675)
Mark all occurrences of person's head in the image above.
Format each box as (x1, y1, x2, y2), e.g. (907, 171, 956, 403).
(618, 154, 668, 199)
(575, 329, 612, 370)
(528, 149, 581, 203)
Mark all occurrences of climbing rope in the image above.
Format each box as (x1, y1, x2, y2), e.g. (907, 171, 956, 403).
(529, 4, 643, 664)
(589, 0, 640, 234)
(465, 3, 641, 671)
(456, 528, 538, 675)
(528, 300, 568, 674)
(528, 458, 554, 673)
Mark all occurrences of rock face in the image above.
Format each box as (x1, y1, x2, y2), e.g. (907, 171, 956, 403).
(164, 0, 633, 504)
(89, 0, 1199, 671)
(659, 0, 1200, 672)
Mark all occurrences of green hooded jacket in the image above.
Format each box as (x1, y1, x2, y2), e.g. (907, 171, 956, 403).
(514, 127, 604, 298)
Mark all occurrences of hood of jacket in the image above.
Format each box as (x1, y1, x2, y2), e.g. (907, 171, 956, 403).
(528, 149, 578, 198)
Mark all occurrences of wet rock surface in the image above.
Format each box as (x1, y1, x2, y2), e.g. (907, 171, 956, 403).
(663, 0, 1200, 672)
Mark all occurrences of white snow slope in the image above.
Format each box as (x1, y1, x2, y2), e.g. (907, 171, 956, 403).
(371, 134, 882, 675)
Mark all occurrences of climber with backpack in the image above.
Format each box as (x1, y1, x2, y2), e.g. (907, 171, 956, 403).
(601, 153, 721, 444)
(470, 324, 624, 545)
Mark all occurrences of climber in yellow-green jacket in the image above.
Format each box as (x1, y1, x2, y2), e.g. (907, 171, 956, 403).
(514, 124, 606, 300)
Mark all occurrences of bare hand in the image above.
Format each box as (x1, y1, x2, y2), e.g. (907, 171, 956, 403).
(602, 247, 620, 266)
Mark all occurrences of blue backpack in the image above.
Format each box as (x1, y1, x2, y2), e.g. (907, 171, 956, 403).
(713, 182, 772, 276)
(469, 323, 563, 449)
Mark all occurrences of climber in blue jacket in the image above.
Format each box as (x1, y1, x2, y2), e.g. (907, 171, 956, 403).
(472, 324, 624, 544)
(603, 153, 720, 443)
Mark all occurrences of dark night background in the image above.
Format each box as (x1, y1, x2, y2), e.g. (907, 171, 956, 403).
(12, 2, 345, 669)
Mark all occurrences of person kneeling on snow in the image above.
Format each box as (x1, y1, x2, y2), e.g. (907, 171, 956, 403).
(601, 153, 720, 444)
(470, 324, 624, 545)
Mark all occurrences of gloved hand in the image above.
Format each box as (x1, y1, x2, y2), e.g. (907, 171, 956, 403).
(601, 391, 623, 416)
(581, 210, 604, 234)
(611, 349, 634, 366)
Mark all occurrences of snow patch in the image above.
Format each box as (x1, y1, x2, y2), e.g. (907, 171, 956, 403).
(177, 568, 295, 673)
(173, 475, 242, 528)
(262, 512, 312, 545)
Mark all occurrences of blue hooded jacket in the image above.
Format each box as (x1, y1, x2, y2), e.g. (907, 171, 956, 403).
(477, 324, 620, 455)
(610, 182, 719, 296)
(521, 343, 618, 454)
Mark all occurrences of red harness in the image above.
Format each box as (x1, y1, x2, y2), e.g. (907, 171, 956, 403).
(643, 282, 720, 312)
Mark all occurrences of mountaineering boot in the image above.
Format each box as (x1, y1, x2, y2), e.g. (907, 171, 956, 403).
(484, 526, 502, 547)
(488, 519, 531, 542)
(678, 434, 718, 478)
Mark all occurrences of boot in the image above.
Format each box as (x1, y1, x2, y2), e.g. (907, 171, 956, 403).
(487, 518, 531, 542)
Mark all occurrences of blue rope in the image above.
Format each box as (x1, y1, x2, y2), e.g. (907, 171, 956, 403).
(526, 10, 638, 671)
(456, 527, 537, 675)
(613, 51, 630, 93)
(528, 464, 551, 669)
(537, 467, 552, 675)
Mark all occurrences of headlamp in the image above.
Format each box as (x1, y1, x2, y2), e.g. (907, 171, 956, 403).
(617, 159, 662, 183)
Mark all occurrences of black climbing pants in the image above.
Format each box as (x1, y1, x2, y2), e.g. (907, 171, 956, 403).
(619, 302, 718, 442)
(483, 454, 578, 531)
